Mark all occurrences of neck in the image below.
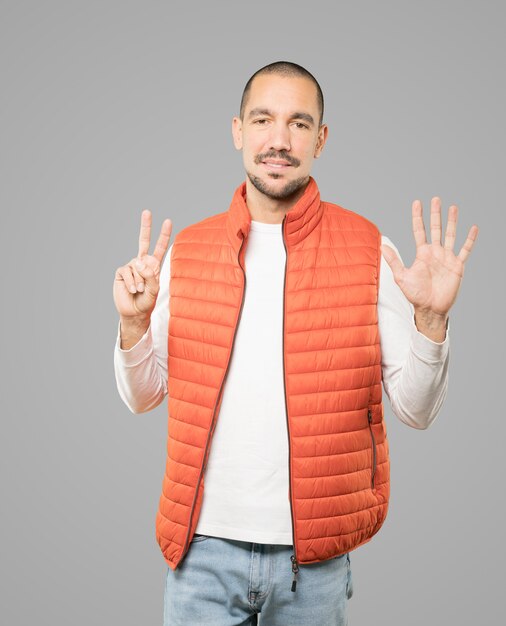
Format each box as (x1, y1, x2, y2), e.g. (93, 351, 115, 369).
(244, 176, 310, 224)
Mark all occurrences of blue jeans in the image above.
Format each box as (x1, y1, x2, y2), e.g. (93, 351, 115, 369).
(163, 534, 354, 625)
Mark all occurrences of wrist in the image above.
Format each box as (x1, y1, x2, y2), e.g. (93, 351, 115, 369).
(119, 315, 151, 350)
(413, 308, 449, 343)
(120, 313, 151, 327)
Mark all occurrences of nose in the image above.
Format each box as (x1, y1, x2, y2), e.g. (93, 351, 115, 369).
(268, 122, 291, 152)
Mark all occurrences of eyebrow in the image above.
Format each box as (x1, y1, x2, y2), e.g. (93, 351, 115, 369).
(247, 107, 315, 126)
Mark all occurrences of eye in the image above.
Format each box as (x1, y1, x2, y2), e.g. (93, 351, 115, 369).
(293, 122, 309, 129)
(253, 118, 268, 125)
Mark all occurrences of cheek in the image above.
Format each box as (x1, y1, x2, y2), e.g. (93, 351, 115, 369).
(296, 145, 317, 165)
(242, 137, 263, 160)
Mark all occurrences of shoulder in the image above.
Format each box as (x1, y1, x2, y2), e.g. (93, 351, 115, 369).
(322, 200, 381, 236)
(174, 211, 228, 244)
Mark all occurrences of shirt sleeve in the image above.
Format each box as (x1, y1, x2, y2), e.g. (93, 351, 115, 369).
(113, 244, 172, 413)
(378, 235, 450, 429)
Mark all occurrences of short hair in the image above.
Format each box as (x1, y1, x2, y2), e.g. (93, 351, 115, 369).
(239, 61, 324, 127)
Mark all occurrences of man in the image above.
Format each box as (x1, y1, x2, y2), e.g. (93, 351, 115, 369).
(113, 61, 478, 625)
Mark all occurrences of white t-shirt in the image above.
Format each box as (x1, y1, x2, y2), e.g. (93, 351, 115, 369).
(114, 222, 450, 544)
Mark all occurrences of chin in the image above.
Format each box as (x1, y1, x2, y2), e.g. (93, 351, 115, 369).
(247, 171, 309, 201)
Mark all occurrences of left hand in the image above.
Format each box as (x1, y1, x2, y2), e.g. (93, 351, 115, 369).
(381, 197, 479, 329)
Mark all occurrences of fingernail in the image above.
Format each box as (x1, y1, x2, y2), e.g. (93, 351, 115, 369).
(129, 285, 137, 293)
(137, 283, 144, 292)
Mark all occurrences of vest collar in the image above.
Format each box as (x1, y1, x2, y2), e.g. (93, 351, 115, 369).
(226, 176, 323, 253)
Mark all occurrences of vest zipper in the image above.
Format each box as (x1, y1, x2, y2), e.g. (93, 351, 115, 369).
(179, 233, 248, 565)
(368, 408, 377, 489)
(282, 215, 299, 592)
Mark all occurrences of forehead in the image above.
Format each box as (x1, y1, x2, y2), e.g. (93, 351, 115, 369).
(245, 74, 319, 115)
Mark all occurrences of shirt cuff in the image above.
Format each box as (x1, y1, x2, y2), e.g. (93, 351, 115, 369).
(409, 313, 450, 362)
(115, 319, 154, 367)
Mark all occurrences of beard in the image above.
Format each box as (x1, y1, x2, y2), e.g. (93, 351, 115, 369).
(246, 170, 310, 201)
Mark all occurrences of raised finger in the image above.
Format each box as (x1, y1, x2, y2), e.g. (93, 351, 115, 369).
(139, 254, 161, 280)
(443, 204, 458, 252)
(412, 200, 427, 249)
(152, 218, 173, 263)
(430, 197, 442, 245)
(457, 224, 479, 264)
(138, 209, 152, 259)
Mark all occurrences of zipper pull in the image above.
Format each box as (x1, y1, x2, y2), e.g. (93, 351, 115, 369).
(368, 408, 372, 423)
(290, 555, 299, 592)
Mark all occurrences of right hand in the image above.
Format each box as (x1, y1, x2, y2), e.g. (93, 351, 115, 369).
(113, 209, 172, 321)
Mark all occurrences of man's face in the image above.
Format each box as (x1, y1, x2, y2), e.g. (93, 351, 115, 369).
(232, 74, 328, 201)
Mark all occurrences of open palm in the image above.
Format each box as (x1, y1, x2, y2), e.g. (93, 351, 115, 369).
(381, 197, 479, 317)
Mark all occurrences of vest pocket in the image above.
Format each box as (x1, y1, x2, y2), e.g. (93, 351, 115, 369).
(367, 408, 377, 489)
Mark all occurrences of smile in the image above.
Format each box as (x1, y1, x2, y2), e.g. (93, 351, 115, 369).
(261, 161, 292, 170)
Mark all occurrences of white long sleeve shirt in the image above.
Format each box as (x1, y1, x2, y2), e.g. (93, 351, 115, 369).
(114, 223, 450, 544)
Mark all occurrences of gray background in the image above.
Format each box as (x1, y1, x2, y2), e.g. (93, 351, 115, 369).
(1, 1, 504, 624)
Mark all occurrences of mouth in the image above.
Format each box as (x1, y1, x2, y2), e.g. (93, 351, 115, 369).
(261, 160, 292, 171)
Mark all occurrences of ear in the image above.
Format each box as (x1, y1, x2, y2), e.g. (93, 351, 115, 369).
(314, 124, 329, 158)
(232, 116, 243, 150)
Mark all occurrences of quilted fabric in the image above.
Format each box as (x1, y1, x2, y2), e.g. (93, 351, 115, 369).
(155, 176, 390, 571)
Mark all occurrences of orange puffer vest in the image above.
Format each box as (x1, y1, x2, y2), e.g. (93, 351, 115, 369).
(156, 176, 390, 582)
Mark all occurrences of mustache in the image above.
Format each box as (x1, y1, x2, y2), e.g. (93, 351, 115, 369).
(255, 152, 300, 167)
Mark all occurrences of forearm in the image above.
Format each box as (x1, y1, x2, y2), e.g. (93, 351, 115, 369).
(114, 320, 168, 414)
(385, 321, 450, 429)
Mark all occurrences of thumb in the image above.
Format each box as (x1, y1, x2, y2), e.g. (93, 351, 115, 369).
(381, 244, 404, 280)
(135, 258, 160, 296)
